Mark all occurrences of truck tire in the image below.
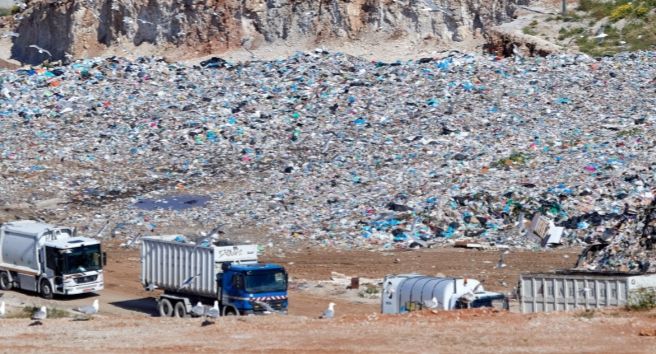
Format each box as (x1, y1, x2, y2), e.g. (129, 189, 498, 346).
(0, 272, 12, 290)
(40, 279, 53, 299)
(158, 298, 174, 317)
(174, 301, 188, 318)
(223, 306, 238, 316)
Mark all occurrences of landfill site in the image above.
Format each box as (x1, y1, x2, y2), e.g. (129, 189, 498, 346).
(1, 0, 656, 353)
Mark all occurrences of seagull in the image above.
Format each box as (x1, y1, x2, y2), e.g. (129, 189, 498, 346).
(424, 297, 438, 309)
(30, 306, 47, 326)
(201, 301, 220, 326)
(29, 45, 52, 57)
(137, 18, 155, 25)
(512, 44, 524, 59)
(144, 283, 158, 291)
(496, 250, 509, 269)
(0, 301, 5, 317)
(1, 32, 19, 38)
(207, 301, 220, 318)
(178, 273, 201, 289)
(191, 301, 205, 317)
(319, 302, 335, 319)
(73, 299, 99, 315)
(594, 32, 608, 39)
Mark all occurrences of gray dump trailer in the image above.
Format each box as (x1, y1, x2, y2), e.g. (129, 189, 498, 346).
(519, 271, 656, 313)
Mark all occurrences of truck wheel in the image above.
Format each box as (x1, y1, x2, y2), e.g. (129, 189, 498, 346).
(39, 279, 53, 299)
(223, 306, 238, 316)
(174, 301, 188, 318)
(0, 272, 12, 290)
(158, 298, 174, 317)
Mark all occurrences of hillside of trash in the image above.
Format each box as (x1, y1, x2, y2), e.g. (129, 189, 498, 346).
(0, 50, 655, 271)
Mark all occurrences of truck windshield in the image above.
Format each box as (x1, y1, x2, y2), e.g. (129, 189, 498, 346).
(64, 244, 102, 274)
(244, 271, 287, 293)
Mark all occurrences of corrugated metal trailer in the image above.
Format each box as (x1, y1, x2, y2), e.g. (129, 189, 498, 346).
(519, 271, 656, 313)
(141, 235, 257, 298)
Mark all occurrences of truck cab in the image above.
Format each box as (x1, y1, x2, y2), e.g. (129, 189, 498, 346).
(220, 263, 288, 315)
(0, 220, 105, 298)
(42, 237, 105, 296)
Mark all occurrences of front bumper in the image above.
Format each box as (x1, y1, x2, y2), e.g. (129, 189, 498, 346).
(62, 281, 104, 295)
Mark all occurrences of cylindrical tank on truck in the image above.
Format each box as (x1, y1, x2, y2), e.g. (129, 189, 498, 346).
(381, 274, 508, 314)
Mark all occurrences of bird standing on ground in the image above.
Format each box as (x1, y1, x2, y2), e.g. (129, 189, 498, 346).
(201, 301, 220, 326)
(497, 250, 509, 269)
(30, 306, 47, 326)
(319, 302, 335, 319)
(74, 299, 99, 315)
(191, 301, 205, 317)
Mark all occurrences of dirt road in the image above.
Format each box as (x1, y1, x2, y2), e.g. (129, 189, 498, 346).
(1, 245, 655, 353)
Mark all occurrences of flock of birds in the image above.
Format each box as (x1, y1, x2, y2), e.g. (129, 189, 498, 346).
(0, 297, 336, 326)
(0, 298, 99, 325)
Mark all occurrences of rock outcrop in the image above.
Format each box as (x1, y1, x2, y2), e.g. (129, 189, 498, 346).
(11, 0, 525, 64)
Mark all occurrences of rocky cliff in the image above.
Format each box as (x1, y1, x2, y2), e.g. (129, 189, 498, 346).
(11, 0, 525, 64)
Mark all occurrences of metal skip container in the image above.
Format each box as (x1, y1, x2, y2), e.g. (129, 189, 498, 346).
(140, 235, 258, 298)
(519, 270, 656, 313)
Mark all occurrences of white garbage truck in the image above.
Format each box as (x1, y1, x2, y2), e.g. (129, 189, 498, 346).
(381, 274, 508, 314)
(0, 220, 105, 298)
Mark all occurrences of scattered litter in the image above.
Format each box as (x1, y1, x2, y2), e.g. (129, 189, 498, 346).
(0, 51, 654, 256)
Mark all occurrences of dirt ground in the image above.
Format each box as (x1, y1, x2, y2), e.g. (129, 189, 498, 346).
(1, 244, 655, 353)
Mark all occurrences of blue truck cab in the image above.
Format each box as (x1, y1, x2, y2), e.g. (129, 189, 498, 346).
(220, 263, 288, 315)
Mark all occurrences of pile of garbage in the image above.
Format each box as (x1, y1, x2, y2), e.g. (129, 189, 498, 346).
(578, 195, 656, 273)
(0, 50, 655, 252)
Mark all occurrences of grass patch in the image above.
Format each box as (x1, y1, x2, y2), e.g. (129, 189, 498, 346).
(522, 20, 539, 36)
(558, 27, 586, 41)
(578, 0, 656, 21)
(358, 283, 380, 298)
(627, 289, 656, 311)
(523, 27, 538, 36)
(5, 306, 70, 319)
(492, 151, 531, 168)
(0, 5, 20, 17)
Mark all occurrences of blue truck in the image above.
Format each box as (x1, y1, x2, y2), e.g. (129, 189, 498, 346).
(141, 235, 288, 317)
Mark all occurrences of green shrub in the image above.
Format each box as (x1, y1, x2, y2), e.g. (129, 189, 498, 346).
(627, 289, 656, 311)
(610, 3, 633, 21)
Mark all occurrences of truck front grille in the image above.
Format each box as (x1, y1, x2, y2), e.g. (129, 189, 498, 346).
(252, 299, 285, 312)
(74, 275, 98, 284)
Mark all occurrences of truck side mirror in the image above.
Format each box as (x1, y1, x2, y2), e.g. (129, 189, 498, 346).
(102, 252, 107, 266)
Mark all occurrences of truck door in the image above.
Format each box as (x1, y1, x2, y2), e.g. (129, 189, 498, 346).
(45, 247, 63, 286)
